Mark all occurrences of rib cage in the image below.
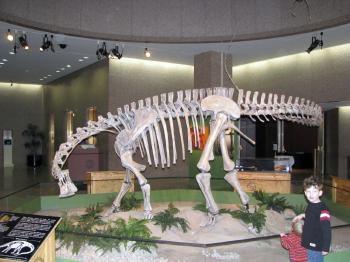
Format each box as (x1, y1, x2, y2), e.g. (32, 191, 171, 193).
(52, 87, 323, 185)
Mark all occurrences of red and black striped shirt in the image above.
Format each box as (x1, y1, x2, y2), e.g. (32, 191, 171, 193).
(281, 232, 307, 262)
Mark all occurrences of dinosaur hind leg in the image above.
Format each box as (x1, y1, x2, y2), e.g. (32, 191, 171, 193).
(219, 125, 250, 208)
(196, 113, 228, 226)
(196, 172, 219, 226)
(224, 170, 250, 209)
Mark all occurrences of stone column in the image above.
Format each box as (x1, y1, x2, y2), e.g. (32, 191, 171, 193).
(194, 51, 233, 90)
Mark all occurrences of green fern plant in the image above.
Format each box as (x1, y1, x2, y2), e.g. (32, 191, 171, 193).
(253, 190, 291, 213)
(120, 193, 142, 211)
(57, 204, 157, 255)
(152, 203, 190, 233)
(103, 193, 141, 211)
(56, 212, 90, 255)
(75, 204, 106, 234)
(290, 204, 306, 215)
(192, 203, 207, 213)
(221, 205, 267, 233)
(92, 218, 158, 254)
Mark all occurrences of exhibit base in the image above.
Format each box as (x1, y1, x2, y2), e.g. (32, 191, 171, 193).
(332, 176, 350, 208)
(86, 171, 135, 194)
(238, 171, 291, 193)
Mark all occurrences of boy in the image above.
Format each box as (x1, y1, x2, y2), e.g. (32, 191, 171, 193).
(280, 218, 307, 262)
(294, 176, 331, 262)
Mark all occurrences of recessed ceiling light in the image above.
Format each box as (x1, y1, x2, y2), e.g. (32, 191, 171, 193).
(40, 79, 43, 81)
(78, 59, 84, 62)
(43, 76, 47, 79)
(66, 64, 71, 68)
(2, 59, 8, 62)
(9, 51, 15, 55)
(47, 74, 52, 77)
(56, 70, 60, 73)
(0, 62, 4, 65)
(61, 68, 65, 70)
(83, 56, 89, 59)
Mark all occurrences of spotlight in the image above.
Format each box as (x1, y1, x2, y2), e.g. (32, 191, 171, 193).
(96, 42, 109, 60)
(6, 29, 14, 41)
(59, 43, 67, 49)
(40, 34, 54, 52)
(18, 33, 29, 50)
(109, 45, 123, 59)
(144, 48, 151, 58)
(306, 32, 323, 54)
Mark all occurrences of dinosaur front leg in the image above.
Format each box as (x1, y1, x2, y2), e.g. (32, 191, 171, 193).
(103, 169, 133, 217)
(120, 150, 153, 219)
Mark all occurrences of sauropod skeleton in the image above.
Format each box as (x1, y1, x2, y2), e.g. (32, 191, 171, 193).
(52, 87, 322, 225)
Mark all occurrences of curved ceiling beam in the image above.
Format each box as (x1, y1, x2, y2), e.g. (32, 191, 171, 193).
(1, 0, 350, 43)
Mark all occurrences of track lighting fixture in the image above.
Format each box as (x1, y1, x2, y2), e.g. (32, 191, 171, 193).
(144, 48, 151, 58)
(13, 42, 18, 54)
(18, 33, 29, 50)
(96, 42, 109, 60)
(306, 32, 323, 54)
(12, 35, 19, 54)
(40, 34, 55, 52)
(109, 45, 123, 59)
(6, 29, 14, 41)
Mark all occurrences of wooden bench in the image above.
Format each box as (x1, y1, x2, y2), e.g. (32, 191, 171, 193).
(85, 170, 290, 194)
(331, 176, 350, 208)
(86, 171, 135, 194)
(237, 171, 291, 193)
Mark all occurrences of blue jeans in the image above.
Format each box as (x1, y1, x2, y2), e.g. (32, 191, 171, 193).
(307, 249, 324, 262)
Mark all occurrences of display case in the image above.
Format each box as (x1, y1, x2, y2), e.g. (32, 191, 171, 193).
(237, 156, 294, 172)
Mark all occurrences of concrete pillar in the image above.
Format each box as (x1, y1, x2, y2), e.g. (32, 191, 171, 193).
(194, 51, 233, 90)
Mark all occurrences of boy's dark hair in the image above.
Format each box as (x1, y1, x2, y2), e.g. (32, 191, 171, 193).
(303, 176, 323, 190)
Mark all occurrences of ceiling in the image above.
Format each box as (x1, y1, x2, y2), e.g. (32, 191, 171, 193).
(1, 20, 350, 85)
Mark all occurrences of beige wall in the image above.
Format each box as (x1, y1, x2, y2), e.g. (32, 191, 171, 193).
(233, 44, 350, 177)
(0, 83, 44, 166)
(107, 58, 193, 177)
(44, 60, 109, 169)
(233, 43, 350, 103)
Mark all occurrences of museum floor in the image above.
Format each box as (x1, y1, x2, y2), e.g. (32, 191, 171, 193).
(1, 166, 350, 262)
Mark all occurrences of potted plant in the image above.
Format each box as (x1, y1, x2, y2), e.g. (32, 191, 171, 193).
(22, 123, 45, 167)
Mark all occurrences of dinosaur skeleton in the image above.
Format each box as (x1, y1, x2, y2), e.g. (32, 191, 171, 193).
(52, 87, 322, 224)
(0, 240, 35, 256)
